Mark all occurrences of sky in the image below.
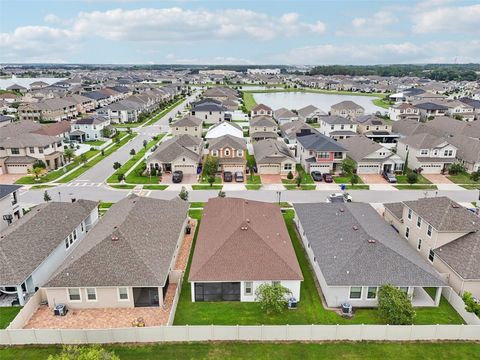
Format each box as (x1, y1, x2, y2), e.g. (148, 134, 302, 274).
(0, 0, 479, 65)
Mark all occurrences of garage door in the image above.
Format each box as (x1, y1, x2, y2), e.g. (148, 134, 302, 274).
(6, 164, 30, 174)
(223, 165, 245, 173)
(258, 164, 280, 174)
(173, 164, 196, 174)
(309, 164, 331, 172)
(357, 164, 380, 174)
(419, 164, 443, 174)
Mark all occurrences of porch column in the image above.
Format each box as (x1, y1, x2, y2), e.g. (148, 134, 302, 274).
(434, 287, 442, 306)
(158, 287, 164, 308)
(16, 285, 25, 306)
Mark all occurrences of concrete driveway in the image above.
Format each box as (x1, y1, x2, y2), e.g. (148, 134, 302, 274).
(260, 174, 282, 184)
(422, 174, 454, 184)
(360, 174, 388, 184)
(0, 174, 24, 184)
(161, 173, 198, 184)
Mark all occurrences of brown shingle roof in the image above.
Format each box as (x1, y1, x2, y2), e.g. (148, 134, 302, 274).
(189, 198, 303, 282)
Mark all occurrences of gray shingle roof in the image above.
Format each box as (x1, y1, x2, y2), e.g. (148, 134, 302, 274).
(0, 185, 21, 201)
(46, 196, 188, 288)
(172, 115, 203, 127)
(331, 100, 364, 111)
(0, 200, 97, 285)
(209, 135, 246, 151)
(148, 135, 202, 163)
(399, 133, 450, 149)
(297, 132, 347, 152)
(253, 139, 295, 164)
(383, 202, 404, 220)
(294, 203, 445, 287)
(250, 116, 276, 127)
(321, 115, 355, 125)
(338, 136, 384, 162)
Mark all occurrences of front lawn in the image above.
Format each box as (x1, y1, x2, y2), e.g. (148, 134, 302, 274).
(142, 185, 168, 190)
(345, 184, 370, 190)
(284, 184, 316, 190)
(396, 173, 432, 185)
(447, 172, 480, 185)
(84, 140, 106, 146)
(192, 185, 223, 190)
(334, 175, 365, 184)
(295, 164, 314, 184)
(461, 184, 480, 190)
(394, 185, 438, 190)
(0, 306, 21, 328)
(199, 175, 222, 184)
(246, 174, 261, 185)
(109, 184, 135, 189)
(189, 202, 206, 208)
(246, 184, 262, 190)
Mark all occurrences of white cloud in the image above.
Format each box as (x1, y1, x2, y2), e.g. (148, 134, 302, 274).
(339, 10, 398, 37)
(412, 4, 480, 33)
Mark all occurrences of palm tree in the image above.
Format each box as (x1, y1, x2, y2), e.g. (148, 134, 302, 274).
(28, 166, 43, 180)
(64, 148, 75, 163)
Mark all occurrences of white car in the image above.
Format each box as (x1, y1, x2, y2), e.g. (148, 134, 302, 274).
(326, 193, 352, 203)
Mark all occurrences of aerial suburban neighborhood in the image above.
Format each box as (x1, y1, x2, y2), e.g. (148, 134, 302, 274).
(0, 0, 479, 359)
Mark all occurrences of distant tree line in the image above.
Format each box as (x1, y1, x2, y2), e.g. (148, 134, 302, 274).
(308, 64, 479, 81)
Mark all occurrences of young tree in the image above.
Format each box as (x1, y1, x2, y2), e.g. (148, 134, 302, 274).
(114, 135, 121, 145)
(43, 190, 51, 202)
(462, 291, 480, 317)
(203, 155, 219, 178)
(129, 149, 136, 156)
(207, 175, 216, 187)
(377, 284, 416, 325)
(113, 162, 122, 170)
(143, 139, 148, 148)
(29, 166, 43, 180)
(295, 174, 302, 188)
(350, 174, 359, 186)
(47, 345, 119, 360)
(179, 186, 188, 201)
(101, 149, 105, 157)
(341, 158, 356, 176)
(117, 173, 125, 182)
(64, 148, 75, 163)
(407, 172, 418, 185)
(80, 153, 88, 166)
(255, 283, 292, 314)
(101, 127, 112, 138)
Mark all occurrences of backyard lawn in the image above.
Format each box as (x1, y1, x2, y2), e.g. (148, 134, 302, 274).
(0, 307, 21, 329)
(174, 210, 464, 326)
(242, 91, 257, 112)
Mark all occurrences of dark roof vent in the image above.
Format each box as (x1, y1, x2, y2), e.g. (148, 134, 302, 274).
(451, 203, 460, 208)
(352, 225, 359, 231)
(111, 235, 119, 241)
(368, 239, 376, 244)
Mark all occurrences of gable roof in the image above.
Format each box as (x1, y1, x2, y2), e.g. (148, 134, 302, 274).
(297, 104, 326, 118)
(75, 115, 109, 125)
(294, 203, 444, 287)
(331, 100, 364, 111)
(250, 115, 277, 127)
(253, 139, 295, 163)
(33, 120, 71, 136)
(172, 115, 203, 127)
(296, 131, 347, 152)
(338, 136, 386, 162)
(205, 121, 243, 139)
(0, 200, 97, 285)
(46, 196, 188, 288)
(321, 115, 355, 125)
(274, 107, 297, 119)
(148, 135, 202, 163)
(399, 133, 451, 149)
(209, 134, 247, 151)
(0, 185, 21, 201)
(252, 103, 272, 112)
(189, 198, 303, 282)
(447, 135, 480, 164)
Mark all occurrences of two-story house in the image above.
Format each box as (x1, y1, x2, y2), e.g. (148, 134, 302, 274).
(297, 105, 327, 124)
(0, 185, 22, 232)
(389, 103, 421, 121)
(330, 101, 364, 119)
(384, 197, 480, 298)
(296, 129, 348, 174)
(318, 115, 358, 140)
(18, 98, 78, 122)
(71, 115, 113, 142)
(249, 116, 278, 142)
(413, 102, 448, 120)
(442, 100, 476, 122)
(396, 133, 457, 174)
(171, 115, 203, 138)
(253, 139, 296, 175)
(208, 135, 247, 174)
(273, 108, 298, 125)
(355, 115, 399, 145)
(190, 100, 227, 125)
(250, 103, 273, 118)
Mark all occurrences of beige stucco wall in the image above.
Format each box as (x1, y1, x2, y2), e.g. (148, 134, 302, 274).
(45, 287, 135, 309)
(171, 126, 202, 138)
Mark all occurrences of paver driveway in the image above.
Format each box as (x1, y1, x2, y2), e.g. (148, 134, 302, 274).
(360, 174, 388, 184)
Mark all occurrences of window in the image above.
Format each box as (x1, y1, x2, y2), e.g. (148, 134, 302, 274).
(39, 147, 43, 154)
(272, 281, 280, 286)
(349, 287, 362, 299)
(11, 148, 19, 155)
(367, 287, 377, 299)
(237, 150, 243, 157)
(444, 149, 453, 157)
(284, 163, 292, 170)
(224, 149, 230, 156)
(330, 125, 334, 130)
(407, 209, 412, 220)
(29, 147, 35, 154)
(420, 149, 428, 155)
(81, 221, 84, 232)
(86, 288, 97, 301)
(68, 288, 81, 301)
(405, 227, 410, 238)
(212, 150, 218, 157)
(244, 282, 253, 296)
(428, 249, 435, 262)
(417, 216, 422, 228)
(118, 287, 129, 300)
(399, 287, 409, 294)
(427, 224, 432, 237)
(417, 238, 422, 251)
(317, 152, 329, 159)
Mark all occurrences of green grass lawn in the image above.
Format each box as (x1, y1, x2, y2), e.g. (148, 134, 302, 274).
(396, 173, 432, 185)
(142, 185, 168, 190)
(372, 97, 394, 109)
(189, 202, 205, 208)
(192, 185, 223, 190)
(143, 96, 186, 127)
(1, 342, 479, 360)
(246, 184, 262, 190)
(345, 184, 370, 190)
(295, 164, 314, 184)
(334, 175, 365, 184)
(246, 174, 261, 184)
(461, 184, 480, 190)
(99, 202, 114, 209)
(242, 91, 257, 112)
(109, 184, 135, 189)
(30, 184, 54, 190)
(284, 184, 316, 190)
(0, 307, 21, 328)
(84, 140, 106, 146)
(124, 161, 160, 184)
(447, 172, 480, 185)
(394, 185, 438, 190)
(199, 173, 222, 184)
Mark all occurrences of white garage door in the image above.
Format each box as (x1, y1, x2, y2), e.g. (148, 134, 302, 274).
(357, 163, 380, 174)
(309, 164, 331, 172)
(419, 164, 443, 174)
(173, 164, 196, 174)
(258, 164, 281, 174)
(0, 166, 3, 175)
(6, 164, 30, 174)
(223, 165, 245, 173)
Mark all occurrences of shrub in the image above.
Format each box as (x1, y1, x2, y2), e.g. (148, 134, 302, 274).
(255, 283, 292, 314)
(218, 190, 226, 198)
(117, 173, 125, 182)
(462, 292, 480, 317)
(113, 162, 122, 170)
(448, 162, 465, 175)
(407, 172, 418, 185)
(470, 170, 480, 182)
(287, 171, 294, 180)
(33, 160, 46, 169)
(295, 175, 302, 187)
(130, 149, 136, 156)
(48, 345, 119, 360)
(378, 284, 416, 325)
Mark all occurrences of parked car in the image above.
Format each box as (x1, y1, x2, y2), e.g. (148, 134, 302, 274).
(311, 171, 322, 182)
(172, 170, 183, 183)
(382, 171, 397, 183)
(327, 192, 352, 203)
(223, 171, 233, 182)
(235, 171, 244, 182)
(323, 173, 333, 183)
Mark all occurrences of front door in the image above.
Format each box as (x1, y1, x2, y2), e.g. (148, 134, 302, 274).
(383, 164, 392, 173)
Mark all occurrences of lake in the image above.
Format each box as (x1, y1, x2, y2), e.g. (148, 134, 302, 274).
(0, 77, 66, 90)
(252, 91, 385, 115)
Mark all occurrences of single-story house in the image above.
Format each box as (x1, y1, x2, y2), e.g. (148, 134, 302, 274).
(274, 108, 298, 125)
(189, 198, 303, 302)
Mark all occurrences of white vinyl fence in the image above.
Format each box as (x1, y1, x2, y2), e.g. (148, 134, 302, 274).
(0, 324, 479, 345)
(7, 291, 45, 330)
(442, 287, 480, 325)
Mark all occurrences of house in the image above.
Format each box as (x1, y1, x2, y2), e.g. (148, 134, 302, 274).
(70, 94, 97, 114)
(443, 100, 475, 122)
(396, 133, 457, 174)
(44, 196, 188, 309)
(383, 197, 480, 298)
(447, 135, 480, 172)
(190, 99, 227, 125)
(171, 115, 203, 138)
(249, 116, 278, 142)
(318, 115, 358, 140)
(0, 185, 21, 232)
(330, 101, 364, 119)
(205, 121, 243, 140)
(280, 121, 316, 146)
(71, 115, 112, 142)
(294, 202, 445, 308)
(6, 84, 27, 94)
(338, 136, 404, 174)
(414, 102, 448, 119)
(273, 108, 298, 125)
(250, 103, 273, 118)
(208, 135, 247, 174)
(18, 98, 78, 122)
(189, 198, 303, 302)
(253, 139, 296, 175)
(297, 105, 327, 123)
(97, 99, 143, 124)
(389, 103, 421, 121)
(0, 200, 98, 306)
(0, 121, 66, 174)
(355, 115, 399, 144)
(296, 129, 347, 174)
(147, 135, 203, 174)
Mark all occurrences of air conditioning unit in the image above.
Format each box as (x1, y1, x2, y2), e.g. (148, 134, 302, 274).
(54, 304, 68, 316)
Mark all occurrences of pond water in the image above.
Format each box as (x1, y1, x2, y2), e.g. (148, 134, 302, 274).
(0, 76, 66, 90)
(253, 91, 385, 115)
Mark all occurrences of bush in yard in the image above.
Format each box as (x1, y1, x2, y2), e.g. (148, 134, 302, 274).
(43, 190, 51, 202)
(341, 158, 356, 176)
(207, 175, 216, 187)
(117, 173, 125, 182)
(113, 162, 122, 170)
(378, 284, 416, 325)
(64, 148, 75, 163)
(48, 345, 119, 360)
(470, 170, 480, 182)
(462, 291, 480, 317)
(255, 283, 292, 314)
(448, 162, 465, 175)
(218, 190, 226, 198)
(179, 186, 189, 201)
(130, 149, 136, 156)
(287, 171, 294, 180)
(407, 172, 418, 185)
(28, 166, 43, 180)
(33, 159, 46, 169)
(150, 167, 157, 177)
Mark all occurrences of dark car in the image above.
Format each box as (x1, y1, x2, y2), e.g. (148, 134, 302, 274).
(235, 171, 244, 182)
(311, 171, 322, 182)
(323, 173, 333, 183)
(223, 171, 233, 182)
(382, 171, 397, 183)
(172, 170, 183, 183)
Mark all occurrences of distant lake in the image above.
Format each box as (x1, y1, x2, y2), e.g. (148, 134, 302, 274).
(252, 91, 385, 115)
(0, 77, 66, 90)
